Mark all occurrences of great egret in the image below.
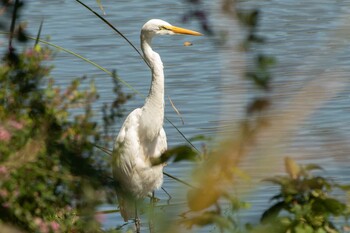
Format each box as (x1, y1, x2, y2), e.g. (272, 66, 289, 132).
(112, 19, 202, 224)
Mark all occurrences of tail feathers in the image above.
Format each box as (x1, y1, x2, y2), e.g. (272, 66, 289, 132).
(117, 192, 136, 222)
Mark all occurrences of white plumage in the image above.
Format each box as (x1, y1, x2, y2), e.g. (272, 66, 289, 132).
(112, 19, 202, 222)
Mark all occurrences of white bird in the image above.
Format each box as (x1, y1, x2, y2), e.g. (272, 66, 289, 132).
(112, 19, 202, 223)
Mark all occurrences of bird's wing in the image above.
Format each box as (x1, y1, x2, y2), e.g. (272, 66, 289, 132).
(116, 189, 135, 222)
(154, 127, 167, 157)
(112, 108, 142, 222)
(113, 108, 142, 148)
(112, 108, 142, 177)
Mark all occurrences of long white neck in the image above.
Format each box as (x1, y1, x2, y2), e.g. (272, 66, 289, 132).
(139, 33, 165, 140)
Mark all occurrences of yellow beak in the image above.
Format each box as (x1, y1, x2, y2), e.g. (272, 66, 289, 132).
(165, 25, 203, 36)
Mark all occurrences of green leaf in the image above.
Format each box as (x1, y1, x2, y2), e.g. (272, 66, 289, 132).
(323, 198, 346, 216)
(303, 177, 328, 190)
(312, 197, 346, 216)
(167, 145, 198, 163)
(189, 134, 210, 142)
(245, 71, 270, 89)
(269, 194, 283, 201)
(335, 184, 350, 191)
(294, 223, 314, 233)
(314, 228, 327, 233)
(281, 183, 299, 196)
(304, 164, 323, 172)
(263, 176, 289, 186)
(246, 98, 271, 114)
(261, 201, 286, 224)
(312, 198, 328, 214)
(257, 55, 276, 69)
(309, 215, 325, 228)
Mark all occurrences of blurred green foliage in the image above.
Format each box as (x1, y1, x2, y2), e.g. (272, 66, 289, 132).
(252, 157, 350, 233)
(167, 2, 350, 233)
(0, 44, 120, 232)
(0, 2, 127, 230)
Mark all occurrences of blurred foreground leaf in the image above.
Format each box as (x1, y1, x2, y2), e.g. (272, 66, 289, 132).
(259, 157, 349, 232)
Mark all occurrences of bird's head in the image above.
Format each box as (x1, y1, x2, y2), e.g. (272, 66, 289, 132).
(141, 19, 202, 37)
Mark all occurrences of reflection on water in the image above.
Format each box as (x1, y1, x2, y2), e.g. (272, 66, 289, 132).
(13, 0, 350, 230)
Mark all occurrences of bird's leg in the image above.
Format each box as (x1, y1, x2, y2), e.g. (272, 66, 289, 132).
(162, 187, 172, 205)
(148, 191, 155, 233)
(135, 202, 141, 233)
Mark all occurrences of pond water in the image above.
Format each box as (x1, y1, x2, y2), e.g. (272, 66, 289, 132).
(5, 0, 350, 231)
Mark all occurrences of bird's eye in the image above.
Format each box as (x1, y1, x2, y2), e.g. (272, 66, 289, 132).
(159, 26, 169, 31)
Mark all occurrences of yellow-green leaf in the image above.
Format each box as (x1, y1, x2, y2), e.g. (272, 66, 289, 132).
(285, 157, 300, 179)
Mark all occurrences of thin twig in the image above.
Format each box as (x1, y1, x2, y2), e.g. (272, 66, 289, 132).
(93, 143, 112, 156)
(163, 172, 196, 189)
(8, 0, 19, 51)
(34, 20, 43, 48)
(168, 96, 184, 125)
(161, 187, 172, 204)
(95, 209, 120, 215)
(166, 119, 200, 153)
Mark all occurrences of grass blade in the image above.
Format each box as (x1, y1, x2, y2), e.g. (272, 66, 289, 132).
(34, 20, 43, 48)
(8, 0, 19, 50)
(168, 96, 184, 125)
(35, 36, 140, 94)
(166, 118, 199, 153)
(75, 0, 150, 68)
(163, 172, 196, 189)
